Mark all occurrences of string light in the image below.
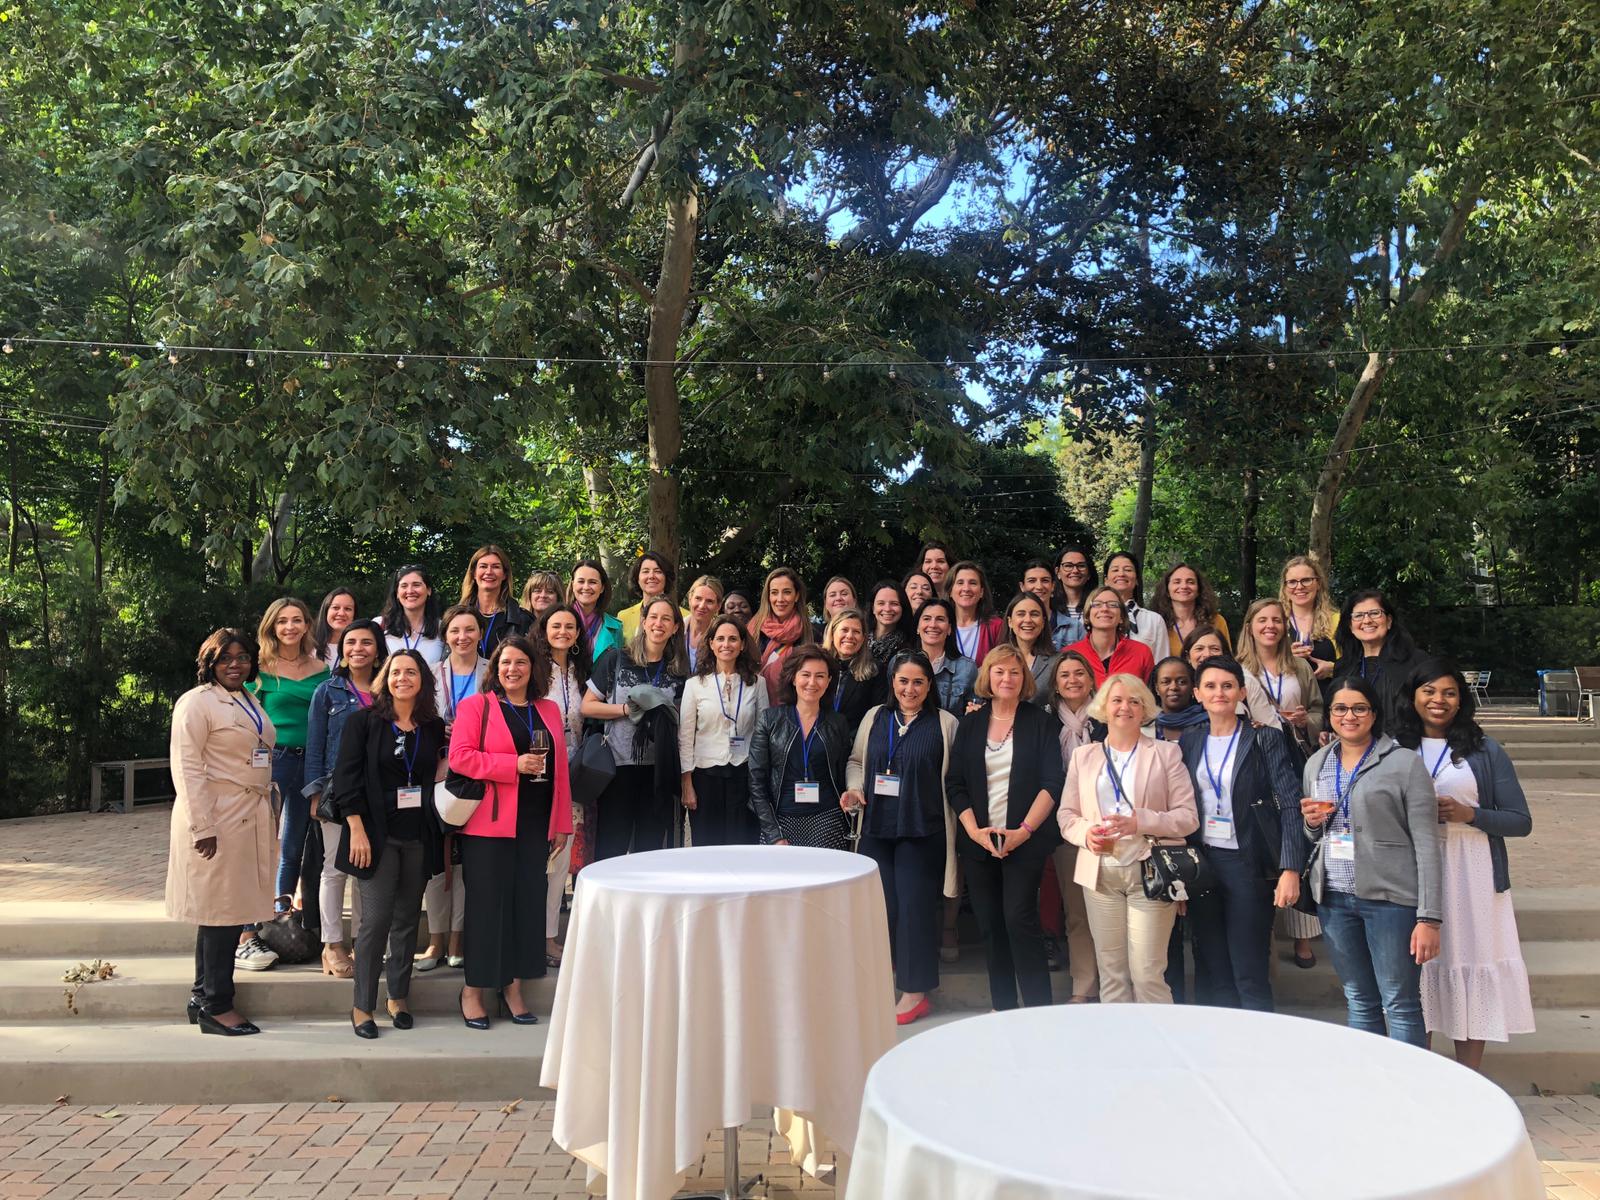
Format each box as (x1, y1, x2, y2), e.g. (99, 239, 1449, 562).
(168, 350, 179, 365)
(320, 355, 331, 369)
(395, 356, 405, 369)
(888, 366, 897, 380)
(1445, 350, 1455, 362)
(4, 339, 14, 354)
(246, 353, 255, 367)
(1207, 358, 1216, 372)
(1267, 357, 1276, 371)
(1327, 357, 1336, 368)
(756, 367, 765, 382)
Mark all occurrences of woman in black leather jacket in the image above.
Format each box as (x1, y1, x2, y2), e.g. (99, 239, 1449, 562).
(747, 646, 852, 848)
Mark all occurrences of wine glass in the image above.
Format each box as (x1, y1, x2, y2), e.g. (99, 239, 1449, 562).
(530, 729, 551, 781)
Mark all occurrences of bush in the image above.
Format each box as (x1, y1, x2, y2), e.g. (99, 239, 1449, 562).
(1407, 606, 1600, 695)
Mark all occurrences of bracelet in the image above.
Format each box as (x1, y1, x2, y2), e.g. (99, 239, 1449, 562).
(1020, 819, 1035, 834)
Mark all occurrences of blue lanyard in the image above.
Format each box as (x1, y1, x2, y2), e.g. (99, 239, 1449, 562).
(232, 691, 264, 739)
(1203, 726, 1240, 800)
(832, 677, 846, 712)
(479, 611, 499, 657)
(391, 723, 417, 785)
(502, 698, 538, 744)
(648, 657, 666, 686)
(1428, 742, 1452, 779)
(449, 670, 475, 714)
(1289, 617, 1311, 647)
(716, 675, 745, 725)
(352, 683, 372, 709)
(1101, 742, 1136, 812)
(794, 713, 819, 781)
(1260, 669, 1284, 707)
(1334, 740, 1376, 818)
(884, 709, 909, 774)
(402, 627, 421, 652)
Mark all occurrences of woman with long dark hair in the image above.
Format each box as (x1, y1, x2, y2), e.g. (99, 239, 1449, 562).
(568, 558, 623, 663)
(916, 597, 977, 714)
(1000, 591, 1054, 696)
(915, 542, 953, 596)
(618, 550, 683, 643)
(1334, 589, 1422, 724)
(381, 564, 445, 665)
(678, 614, 767, 847)
(867, 578, 915, 667)
(1150, 562, 1231, 658)
(332, 649, 446, 1039)
(948, 561, 1005, 666)
(536, 604, 591, 965)
(314, 588, 359, 671)
(1102, 550, 1167, 663)
(748, 646, 853, 849)
(1050, 545, 1098, 650)
(1394, 659, 1534, 1070)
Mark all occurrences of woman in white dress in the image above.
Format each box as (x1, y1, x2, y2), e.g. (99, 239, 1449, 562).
(1395, 658, 1534, 1071)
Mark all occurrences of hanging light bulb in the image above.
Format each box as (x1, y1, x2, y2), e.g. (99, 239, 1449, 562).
(1327, 357, 1336, 369)
(168, 349, 179, 365)
(888, 365, 897, 380)
(756, 366, 765, 382)
(1207, 358, 1216, 372)
(822, 366, 832, 382)
(2, 339, 12, 354)
(246, 353, 256, 367)
(395, 356, 405, 370)
(320, 355, 331, 369)
(1386, 353, 1397, 366)
(90, 346, 102, 357)
(1267, 357, 1276, 371)
(1499, 352, 1509, 362)
(1445, 350, 1455, 363)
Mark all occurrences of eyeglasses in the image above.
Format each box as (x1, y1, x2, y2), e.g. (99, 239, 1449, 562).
(1350, 609, 1386, 623)
(1060, 561, 1089, 572)
(216, 653, 254, 666)
(1088, 600, 1122, 611)
(1330, 703, 1374, 717)
(1284, 577, 1317, 588)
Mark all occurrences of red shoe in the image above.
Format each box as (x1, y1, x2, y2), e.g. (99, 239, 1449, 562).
(895, 997, 932, 1026)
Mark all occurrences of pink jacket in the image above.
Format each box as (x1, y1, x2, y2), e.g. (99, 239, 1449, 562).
(448, 692, 574, 840)
(1058, 736, 1198, 892)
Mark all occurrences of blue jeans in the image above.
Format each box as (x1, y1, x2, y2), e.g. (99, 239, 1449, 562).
(272, 748, 308, 910)
(1317, 889, 1426, 1046)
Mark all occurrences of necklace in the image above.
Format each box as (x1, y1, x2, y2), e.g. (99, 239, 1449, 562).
(985, 712, 1015, 752)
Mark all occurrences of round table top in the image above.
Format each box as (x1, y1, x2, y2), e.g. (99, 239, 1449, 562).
(856, 1005, 1539, 1200)
(576, 844, 876, 897)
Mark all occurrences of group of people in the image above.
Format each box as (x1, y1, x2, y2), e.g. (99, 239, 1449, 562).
(164, 542, 1534, 1071)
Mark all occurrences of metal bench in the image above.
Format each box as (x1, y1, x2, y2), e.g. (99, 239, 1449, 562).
(1578, 667, 1600, 724)
(89, 758, 174, 814)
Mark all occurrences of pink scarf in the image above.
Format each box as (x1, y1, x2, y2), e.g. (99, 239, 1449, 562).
(750, 613, 805, 691)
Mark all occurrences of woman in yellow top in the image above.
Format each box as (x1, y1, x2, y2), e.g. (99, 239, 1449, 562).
(1151, 562, 1231, 658)
(167, 629, 280, 1036)
(617, 550, 689, 641)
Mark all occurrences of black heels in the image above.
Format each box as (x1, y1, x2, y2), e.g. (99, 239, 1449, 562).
(351, 1009, 379, 1040)
(499, 990, 540, 1026)
(196, 1009, 260, 1036)
(460, 987, 490, 1031)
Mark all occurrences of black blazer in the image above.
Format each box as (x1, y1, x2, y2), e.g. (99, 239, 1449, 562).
(330, 706, 446, 880)
(746, 706, 852, 844)
(1178, 721, 1305, 878)
(946, 703, 1065, 860)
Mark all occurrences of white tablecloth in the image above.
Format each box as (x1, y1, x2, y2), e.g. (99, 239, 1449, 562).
(848, 1005, 1542, 1200)
(539, 845, 896, 1199)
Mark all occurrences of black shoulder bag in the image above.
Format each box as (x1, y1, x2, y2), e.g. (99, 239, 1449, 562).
(1099, 742, 1216, 903)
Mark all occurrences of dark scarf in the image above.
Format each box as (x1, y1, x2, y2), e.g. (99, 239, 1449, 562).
(1154, 702, 1209, 738)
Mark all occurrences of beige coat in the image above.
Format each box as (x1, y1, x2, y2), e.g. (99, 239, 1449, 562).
(1058, 736, 1199, 892)
(164, 684, 280, 926)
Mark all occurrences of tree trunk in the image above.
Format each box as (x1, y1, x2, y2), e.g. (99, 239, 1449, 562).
(252, 488, 295, 584)
(581, 460, 627, 583)
(1129, 390, 1156, 564)
(645, 182, 698, 565)
(1307, 182, 1480, 569)
(1238, 467, 1259, 608)
(93, 444, 109, 592)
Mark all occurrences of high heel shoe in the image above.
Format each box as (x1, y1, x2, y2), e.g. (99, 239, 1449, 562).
(499, 990, 540, 1026)
(351, 1009, 379, 1040)
(321, 945, 355, 979)
(187, 1000, 202, 1025)
(198, 1010, 260, 1036)
(459, 987, 490, 1031)
(895, 997, 932, 1027)
(387, 1003, 414, 1030)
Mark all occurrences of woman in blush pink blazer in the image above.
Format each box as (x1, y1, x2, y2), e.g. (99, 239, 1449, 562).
(448, 635, 573, 1029)
(1059, 672, 1198, 1004)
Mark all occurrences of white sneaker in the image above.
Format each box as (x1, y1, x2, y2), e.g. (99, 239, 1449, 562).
(235, 935, 279, 971)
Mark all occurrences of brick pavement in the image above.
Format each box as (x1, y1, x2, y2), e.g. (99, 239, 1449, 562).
(0, 1098, 1595, 1198)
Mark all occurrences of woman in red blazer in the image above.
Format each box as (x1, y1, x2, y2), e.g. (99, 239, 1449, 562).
(448, 634, 573, 1029)
(949, 561, 1005, 665)
(1065, 586, 1156, 687)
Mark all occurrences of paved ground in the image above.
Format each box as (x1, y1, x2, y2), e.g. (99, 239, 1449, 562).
(0, 1097, 1595, 1198)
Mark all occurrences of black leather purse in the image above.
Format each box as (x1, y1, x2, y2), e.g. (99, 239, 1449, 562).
(1141, 840, 1218, 902)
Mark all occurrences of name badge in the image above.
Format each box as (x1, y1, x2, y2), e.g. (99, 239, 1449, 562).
(251, 746, 271, 770)
(1327, 831, 1355, 861)
(874, 772, 900, 798)
(1203, 814, 1234, 842)
(729, 735, 747, 752)
(397, 786, 423, 810)
(794, 781, 820, 804)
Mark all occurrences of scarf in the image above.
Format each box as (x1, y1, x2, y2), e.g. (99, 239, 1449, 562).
(1056, 704, 1096, 756)
(1154, 702, 1209, 739)
(751, 612, 805, 690)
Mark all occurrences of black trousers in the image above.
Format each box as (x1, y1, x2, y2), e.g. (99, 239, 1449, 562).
(594, 765, 672, 860)
(859, 831, 944, 994)
(1166, 915, 1193, 1004)
(964, 845, 1052, 1010)
(352, 836, 428, 1014)
(687, 765, 757, 847)
(1188, 845, 1276, 1012)
(461, 828, 547, 990)
(193, 924, 242, 1014)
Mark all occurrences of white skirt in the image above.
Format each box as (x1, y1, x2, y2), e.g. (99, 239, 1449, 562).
(1421, 822, 1535, 1043)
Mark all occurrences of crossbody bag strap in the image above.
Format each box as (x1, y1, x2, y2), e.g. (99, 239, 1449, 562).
(480, 695, 499, 822)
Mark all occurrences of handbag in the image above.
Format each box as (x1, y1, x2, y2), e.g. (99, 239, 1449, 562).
(1141, 839, 1217, 903)
(569, 730, 617, 808)
(436, 698, 492, 827)
(255, 909, 320, 965)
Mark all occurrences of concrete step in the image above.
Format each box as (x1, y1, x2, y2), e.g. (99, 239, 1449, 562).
(1496, 742, 1600, 761)
(0, 955, 559, 1022)
(932, 939, 1600, 1011)
(1515, 889, 1600, 941)
(1506, 760, 1600, 780)
(1483, 722, 1598, 745)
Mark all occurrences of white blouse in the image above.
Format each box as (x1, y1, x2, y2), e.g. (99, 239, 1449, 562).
(678, 672, 771, 770)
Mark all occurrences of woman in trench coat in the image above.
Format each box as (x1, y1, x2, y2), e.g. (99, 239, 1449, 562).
(166, 628, 281, 1035)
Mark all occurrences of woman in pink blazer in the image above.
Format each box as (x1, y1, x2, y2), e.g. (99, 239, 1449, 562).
(448, 634, 573, 1029)
(1059, 672, 1198, 1004)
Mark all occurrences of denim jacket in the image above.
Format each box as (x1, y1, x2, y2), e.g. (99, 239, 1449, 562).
(931, 654, 977, 714)
(303, 676, 369, 799)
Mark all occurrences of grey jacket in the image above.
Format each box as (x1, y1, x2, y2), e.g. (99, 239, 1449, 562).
(1459, 738, 1532, 893)
(1302, 736, 1444, 923)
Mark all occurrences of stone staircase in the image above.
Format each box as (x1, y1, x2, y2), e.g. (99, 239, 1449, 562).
(1, 710, 1596, 1105)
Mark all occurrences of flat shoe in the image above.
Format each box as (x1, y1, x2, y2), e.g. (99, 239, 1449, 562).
(545, 953, 562, 969)
(895, 997, 932, 1026)
(198, 1011, 260, 1037)
(388, 1007, 414, 1030)
(414, 956, 440, 972)
(1293, 952, 1317, 970)
(351, 1011, 379, 1040)
(446, 955, 466, 969)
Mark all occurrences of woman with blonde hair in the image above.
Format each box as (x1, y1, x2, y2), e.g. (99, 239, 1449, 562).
(683, 574, 725, 671)
(1278, 555, 1339, 686)
(1058, 673, 1198, 1004)
(247, 597, 329, 959)
(1236, 598, 1324, 756)
(460, 544, 528, 657)
(518, 570, 565, 626)
(822, 608, 885, 730)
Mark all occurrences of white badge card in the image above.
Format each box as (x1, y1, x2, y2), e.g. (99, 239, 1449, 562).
(397, 785, 423, 810)
(1204, 814, 1234, 842)
(251, 746, 271, 770)
(729, 735, 747, 752)
(794, 781, 821, 804)
(1327, 831, 1355, 861)
(874, 773, 901, 798)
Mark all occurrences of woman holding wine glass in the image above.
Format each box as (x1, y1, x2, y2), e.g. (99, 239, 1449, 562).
(1278, 555, 1339, 690)
(1236, 598, 1323, 756)
(537, 605, 590, 966)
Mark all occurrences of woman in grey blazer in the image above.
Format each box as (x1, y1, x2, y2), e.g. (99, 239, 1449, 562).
(1301, 676, 1442, 1047)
